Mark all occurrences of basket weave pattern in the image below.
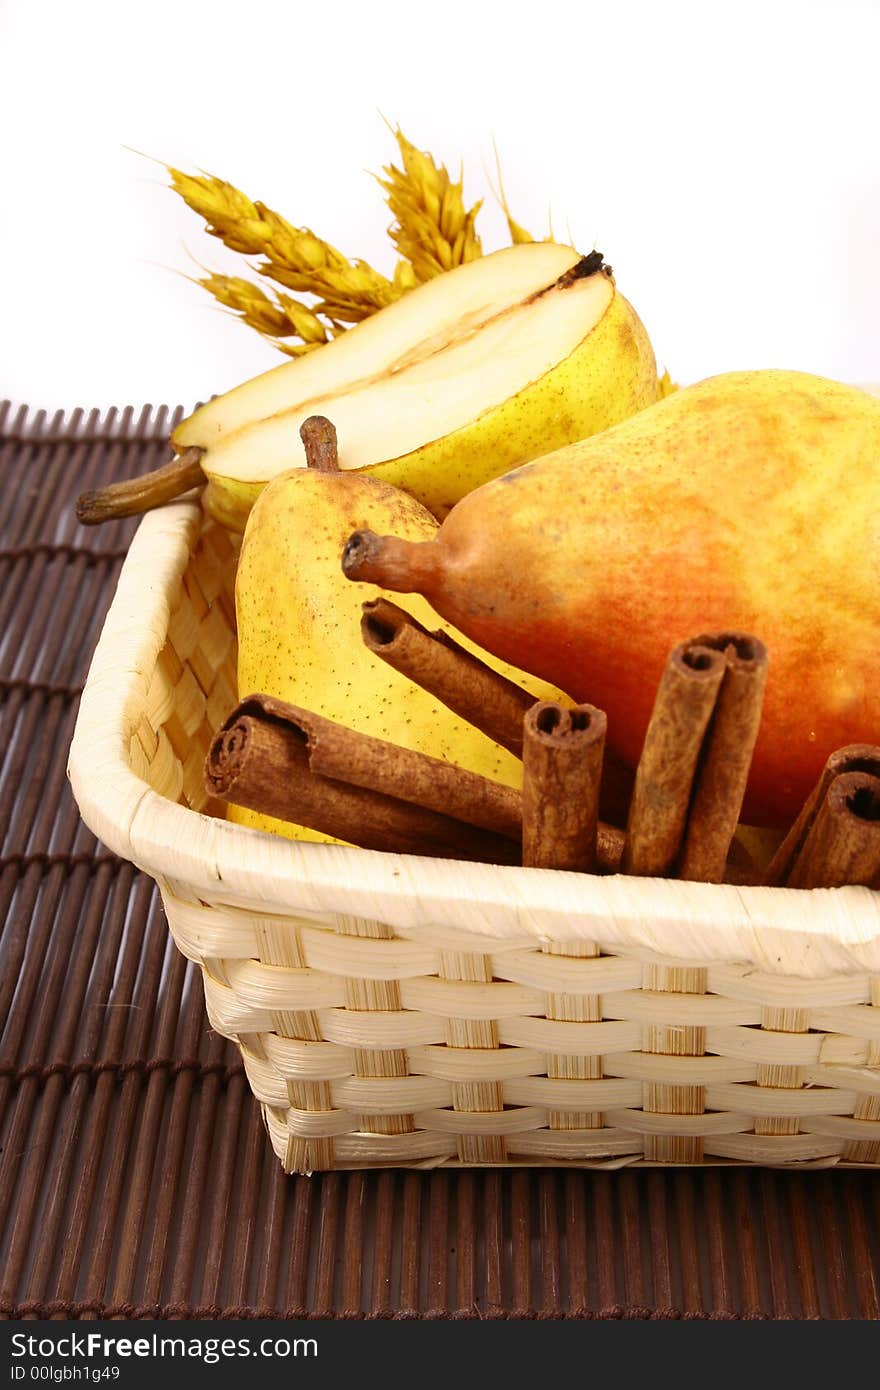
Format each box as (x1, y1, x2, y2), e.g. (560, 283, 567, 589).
(71, 505, 880, 1172)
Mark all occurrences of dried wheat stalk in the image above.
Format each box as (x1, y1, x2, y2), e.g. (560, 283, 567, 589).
(167, 128, 547, 357)
(376, 126, 484, 282)
(195, 273, 334, 357)
(167, 166, 400, 324)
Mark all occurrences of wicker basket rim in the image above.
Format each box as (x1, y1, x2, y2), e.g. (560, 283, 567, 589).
(68, 498, 880, 980)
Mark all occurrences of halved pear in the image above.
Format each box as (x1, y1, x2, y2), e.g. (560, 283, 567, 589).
(175, 242, 658, 525)
(77, 242, 658, 531)
(179, 241, 582, 445)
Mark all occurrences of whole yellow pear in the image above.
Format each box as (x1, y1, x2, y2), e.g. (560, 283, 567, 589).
(232, 458, 565, 844)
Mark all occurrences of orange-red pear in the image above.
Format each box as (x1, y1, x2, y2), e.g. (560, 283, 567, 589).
(342, 370, 880, 826)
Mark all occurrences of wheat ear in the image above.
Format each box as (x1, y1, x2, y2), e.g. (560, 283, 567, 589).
(377, 125, 483, 283)
(167, 165, 403, 324)
(194, 273, 335, 357)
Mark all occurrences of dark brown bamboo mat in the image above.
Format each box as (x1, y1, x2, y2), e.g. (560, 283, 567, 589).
(2, 400, 880, 1321)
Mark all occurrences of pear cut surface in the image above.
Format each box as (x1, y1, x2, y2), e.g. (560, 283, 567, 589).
(175, 243, 616, 480)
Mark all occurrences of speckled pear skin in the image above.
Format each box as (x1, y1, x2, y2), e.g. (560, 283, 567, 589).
(343, 371, 880, 826)
(364, 290, 658, 518)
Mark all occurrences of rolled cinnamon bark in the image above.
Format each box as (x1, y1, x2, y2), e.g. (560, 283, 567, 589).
(287, 696, 521, 838)
(360, 598, 535, 756)
(522, 702, 607, 872)
(786, 770, 880, 889)
(361, 597, 632, 825)
(765, 744, 880, 886)
(597, 823, 626, 874)
(622, 641, 727, 877)
(205, 695, 521, 863)
(722, 835, 763, 887)
(678, 634, 769, 883)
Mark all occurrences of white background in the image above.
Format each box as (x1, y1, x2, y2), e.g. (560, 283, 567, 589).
(2, 0, 879, 413)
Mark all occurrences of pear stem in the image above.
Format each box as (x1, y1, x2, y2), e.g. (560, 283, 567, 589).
(300, 415, 339, 471)
(342, 529, 444, 594)
(76, 447, 205, 525)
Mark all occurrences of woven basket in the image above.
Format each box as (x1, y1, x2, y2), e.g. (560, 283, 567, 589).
(68, 497, 880, 1173)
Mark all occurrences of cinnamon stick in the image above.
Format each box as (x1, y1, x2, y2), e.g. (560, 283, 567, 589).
(765, 745, 880, 886)
(287, 696, 522, 838)
(207, 694, 628, 872)
(678, 634, 769, 883)
(522, 702, 608, 872)
(206, 693, 526, 860)
(786, 770, 880, 889)
(622, 641, 727, 877)
(360, 597, 633, 825)
(360, 598, 535, 756)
